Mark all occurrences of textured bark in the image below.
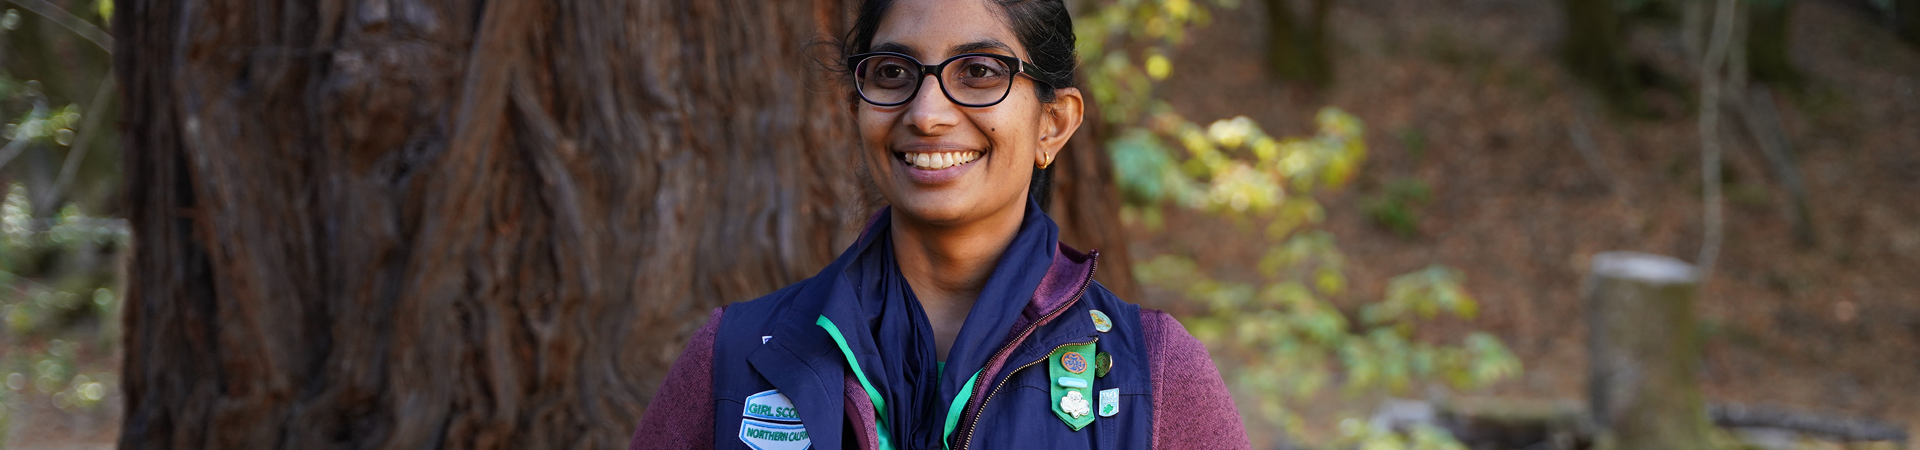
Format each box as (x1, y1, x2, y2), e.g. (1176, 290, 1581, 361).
(115, 1, 1131, 448)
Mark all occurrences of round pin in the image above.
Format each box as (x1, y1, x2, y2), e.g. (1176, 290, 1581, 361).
(1090, 310, 1112, 332)
(1061, 351, 1089, 374)
(1094, 351, 1113, 377)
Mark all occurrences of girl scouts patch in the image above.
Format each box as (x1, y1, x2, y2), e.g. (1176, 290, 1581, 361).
(1048, 343, 1098, 430)
(1061, 352, 1089, 374)
(740, 390, 810, 450)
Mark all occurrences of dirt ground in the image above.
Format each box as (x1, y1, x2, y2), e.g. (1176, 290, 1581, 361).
(1138, 0, 1919, 447)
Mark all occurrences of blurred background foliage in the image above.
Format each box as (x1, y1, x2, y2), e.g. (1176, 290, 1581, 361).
(0, 0, 122, 446)
(1077, 0, 1520, 447)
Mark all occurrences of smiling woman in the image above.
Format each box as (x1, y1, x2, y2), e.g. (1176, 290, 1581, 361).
(629, 0, 1248, 449)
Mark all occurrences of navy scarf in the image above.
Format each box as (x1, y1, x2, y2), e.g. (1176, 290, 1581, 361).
(819, 200, 1058, 449)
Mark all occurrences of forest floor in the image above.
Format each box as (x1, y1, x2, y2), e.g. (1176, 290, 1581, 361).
(1134, 0, 1918, 448)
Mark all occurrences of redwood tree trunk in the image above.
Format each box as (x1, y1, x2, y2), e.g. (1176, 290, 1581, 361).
(114, 0, 1129, 448)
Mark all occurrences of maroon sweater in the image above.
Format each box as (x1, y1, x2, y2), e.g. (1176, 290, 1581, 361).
(629, 305, 1249, 449)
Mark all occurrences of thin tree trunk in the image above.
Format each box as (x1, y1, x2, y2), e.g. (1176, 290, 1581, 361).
(1746, 0, 1797, 86)
(1265, 0, 1332, 87)
(1697, 0, 1737, 280)
(1563, 0, 1639, 113)
(1898, 0, 1920, 47)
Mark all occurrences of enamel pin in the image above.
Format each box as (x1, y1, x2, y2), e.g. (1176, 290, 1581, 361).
(1061, 351, 1089, 374)
(1061, 390, 1092, 418)
(1094, 351, 1112, 378)
(1089, 310, 1112, 332)
(1098, 388, 1119, 417)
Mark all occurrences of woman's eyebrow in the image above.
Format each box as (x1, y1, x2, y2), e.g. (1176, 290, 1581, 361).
(949, 40, 1014, 56)
(871, 42, 914, 55)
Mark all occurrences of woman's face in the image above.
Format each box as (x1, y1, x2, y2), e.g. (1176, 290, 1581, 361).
(855, 0, 1081, 228)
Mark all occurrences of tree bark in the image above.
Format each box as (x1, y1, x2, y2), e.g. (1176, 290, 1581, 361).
(115, 1, 1133, 448)
(1585, 252, 1715, 450)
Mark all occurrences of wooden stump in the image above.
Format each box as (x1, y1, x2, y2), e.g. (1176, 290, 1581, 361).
(1585, 251, 1716, 450)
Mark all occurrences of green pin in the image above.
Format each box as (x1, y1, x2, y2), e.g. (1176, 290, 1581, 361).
(1094, 351, 1112, 378)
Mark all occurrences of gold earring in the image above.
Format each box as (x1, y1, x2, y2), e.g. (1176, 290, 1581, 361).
(1038, 152, 1054, 169)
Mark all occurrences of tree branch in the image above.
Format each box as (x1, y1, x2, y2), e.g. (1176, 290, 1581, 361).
(1697, 0, 1738, 281)
(8, 0, 111, 54)
(51, 76, 113, 205)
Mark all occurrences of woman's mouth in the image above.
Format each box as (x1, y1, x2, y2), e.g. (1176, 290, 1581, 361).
(896, 150, 982, 170)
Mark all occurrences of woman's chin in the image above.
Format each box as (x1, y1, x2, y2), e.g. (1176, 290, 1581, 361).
(889, 194, 978, 226)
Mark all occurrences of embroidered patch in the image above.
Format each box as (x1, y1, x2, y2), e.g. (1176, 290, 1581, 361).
(740, 390, 809, 450)
(739, 418, 811, 450)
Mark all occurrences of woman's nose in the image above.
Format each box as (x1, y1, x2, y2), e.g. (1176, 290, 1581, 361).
(904, 73, 960, 135)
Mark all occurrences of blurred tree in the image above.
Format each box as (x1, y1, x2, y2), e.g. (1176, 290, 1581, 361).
(1265, 0, 1333, 87)
(1746, 0, 1799, 86)
(1563, 0, 1641, 112)
(112, 0, 1132, 449)
(1899, 0, 1920, 47)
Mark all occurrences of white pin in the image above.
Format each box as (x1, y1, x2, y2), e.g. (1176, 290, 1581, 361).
(762, 335, 772, 344)
(1061, 390, 1092, 418)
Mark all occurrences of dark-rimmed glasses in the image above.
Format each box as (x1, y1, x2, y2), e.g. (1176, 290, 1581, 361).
(846, 52, 1049, 107)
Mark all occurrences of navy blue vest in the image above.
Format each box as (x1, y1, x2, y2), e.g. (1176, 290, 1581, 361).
(709, 242, 1156, 449)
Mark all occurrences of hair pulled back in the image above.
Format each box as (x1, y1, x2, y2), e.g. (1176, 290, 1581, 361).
(839, 0, 1079, 209)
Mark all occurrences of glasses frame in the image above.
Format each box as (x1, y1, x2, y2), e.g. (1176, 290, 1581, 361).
(846, 51, 1050, 108)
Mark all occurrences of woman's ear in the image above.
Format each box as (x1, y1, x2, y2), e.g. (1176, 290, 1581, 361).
(1036, 87, 1084, 168)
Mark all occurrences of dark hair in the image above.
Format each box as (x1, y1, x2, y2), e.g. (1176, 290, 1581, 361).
(839, 0, 1078, 210)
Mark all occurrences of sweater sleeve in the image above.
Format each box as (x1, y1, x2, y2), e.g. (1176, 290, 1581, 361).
(630, 307, 724, 450)
(1144, 309, 1251, 450)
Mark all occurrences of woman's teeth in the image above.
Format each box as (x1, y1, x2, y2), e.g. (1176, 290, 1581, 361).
(900, 151, 981, 170)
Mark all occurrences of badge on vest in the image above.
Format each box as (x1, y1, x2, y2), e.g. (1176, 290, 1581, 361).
(1048, 342, 1098, 431)
(740, 390, 810, 450)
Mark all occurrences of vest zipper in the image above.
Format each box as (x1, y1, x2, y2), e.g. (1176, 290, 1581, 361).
(951, 253, 1099, 450)
(958, 338, 1097, 450)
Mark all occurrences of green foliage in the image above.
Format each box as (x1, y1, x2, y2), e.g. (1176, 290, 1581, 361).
(1078, 1, 1519, 447)
(1394, 127, 1426, 161)
(0, 185, 126, 445)
(0, 3, 121, 446)
(1360, 178, 1432, 238)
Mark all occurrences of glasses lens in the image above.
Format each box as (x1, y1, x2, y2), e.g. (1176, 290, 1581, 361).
(856, 55, 919, 105)
(942, 56, 1013, 106)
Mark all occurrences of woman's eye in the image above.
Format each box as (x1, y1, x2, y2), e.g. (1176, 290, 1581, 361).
(878, 65, 908, 79)
(963, 63, 1001, 78)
